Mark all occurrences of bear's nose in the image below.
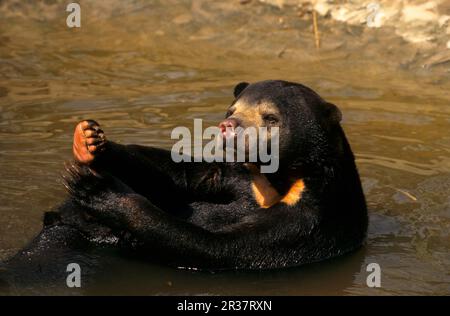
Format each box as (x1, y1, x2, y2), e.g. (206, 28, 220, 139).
(219, 118, 239, 134)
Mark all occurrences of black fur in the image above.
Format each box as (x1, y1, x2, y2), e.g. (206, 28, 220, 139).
(2, 80, 368, 284)
(233, 81, 250, 98)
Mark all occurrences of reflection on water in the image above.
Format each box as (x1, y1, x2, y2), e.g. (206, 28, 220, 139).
(0, 0, 449, 295)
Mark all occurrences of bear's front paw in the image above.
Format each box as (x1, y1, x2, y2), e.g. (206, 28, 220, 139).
(63, 162, 135, 209)
(63, 162, 106, 207)
(73, 120, 107, 165)
(63, 162, 138, 225)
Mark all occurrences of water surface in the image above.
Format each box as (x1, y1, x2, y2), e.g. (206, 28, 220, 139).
(0, 0, 449, 295)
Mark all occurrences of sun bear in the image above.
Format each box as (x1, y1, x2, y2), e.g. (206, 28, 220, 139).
(2, 80, 368, 283)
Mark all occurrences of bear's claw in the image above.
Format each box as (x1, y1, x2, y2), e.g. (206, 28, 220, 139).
(63, 161, 135, 210)
(63, 162, 105, 204)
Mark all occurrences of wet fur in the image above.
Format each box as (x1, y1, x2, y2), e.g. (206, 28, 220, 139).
(1, 80, 368, 285)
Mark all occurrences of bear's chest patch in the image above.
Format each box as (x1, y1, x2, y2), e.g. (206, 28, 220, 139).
(251, 173, 281, 208)
(280, 179, 305, 206)
(250, 172, 305, 208)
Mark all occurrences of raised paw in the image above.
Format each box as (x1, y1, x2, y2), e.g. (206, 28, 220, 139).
(63, 162, 137, 225)
(63, 162, 134, 207)
(73, 120, 107, 165)
(63, 162, 106, 206)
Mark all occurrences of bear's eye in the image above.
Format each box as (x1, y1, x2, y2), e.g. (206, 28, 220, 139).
(225, 109, 235, 118)
(263, 114, 279, 125)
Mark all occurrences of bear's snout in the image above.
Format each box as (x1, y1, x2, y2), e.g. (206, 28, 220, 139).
(219, 118, 240, 138)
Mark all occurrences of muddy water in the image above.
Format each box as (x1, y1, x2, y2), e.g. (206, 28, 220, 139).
(0, 0, 449, 295)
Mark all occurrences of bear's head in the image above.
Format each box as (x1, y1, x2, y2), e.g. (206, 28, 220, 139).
(219, 80, 346, 173)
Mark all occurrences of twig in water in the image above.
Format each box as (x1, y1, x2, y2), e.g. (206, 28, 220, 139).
(395, 188, 418, 202)
(312, 10, 320, 49)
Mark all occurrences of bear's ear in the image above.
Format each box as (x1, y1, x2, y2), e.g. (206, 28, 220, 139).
(233, 82, 250, 98)
(323, 102, 342, 123)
